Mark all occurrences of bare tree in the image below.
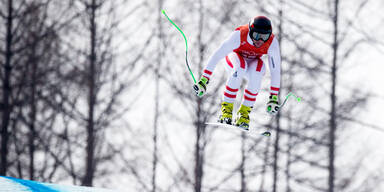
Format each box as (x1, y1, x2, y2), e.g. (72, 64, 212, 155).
(0, 0, 14, 176)
(278, 0, 372, 191)
(328, 0, 339, 191)
(272, 0, 285, 191)
(151, 0, 164, 191)
(0, 0, 80, 181)
(81, 0, 98, 185)
(54, 0, 151, 186)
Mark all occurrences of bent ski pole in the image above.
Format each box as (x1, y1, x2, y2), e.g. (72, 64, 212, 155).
(279, 92, 301, 109)
(261, 92, 301, 137)
(162, 10, 197, 84)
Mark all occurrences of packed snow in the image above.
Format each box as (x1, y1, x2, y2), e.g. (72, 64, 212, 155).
(0, 176, 118, 192)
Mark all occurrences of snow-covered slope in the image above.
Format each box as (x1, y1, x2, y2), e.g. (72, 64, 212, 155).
(0, 176, 119, 192)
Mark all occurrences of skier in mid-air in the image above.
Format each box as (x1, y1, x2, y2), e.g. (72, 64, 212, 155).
(193, 16, 281, 130)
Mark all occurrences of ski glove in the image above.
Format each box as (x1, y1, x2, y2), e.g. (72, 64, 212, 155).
(193, 76, 209, 97)
(266, 95, 280, 115)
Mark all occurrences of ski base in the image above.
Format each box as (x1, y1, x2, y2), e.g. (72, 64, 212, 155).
(205, 122, 249, 131)
(205, 122, 271, 137)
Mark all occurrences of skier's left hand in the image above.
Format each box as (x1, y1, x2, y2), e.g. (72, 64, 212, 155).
(266, 95, 280, 115)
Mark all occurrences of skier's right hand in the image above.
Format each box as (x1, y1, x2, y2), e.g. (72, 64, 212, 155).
(193, 76, 209, 97)
(266, 94, 280, 115)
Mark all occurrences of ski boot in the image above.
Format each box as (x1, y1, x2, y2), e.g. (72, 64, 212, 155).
(218, 102, 233, 125)
(235, 105, 252, 130)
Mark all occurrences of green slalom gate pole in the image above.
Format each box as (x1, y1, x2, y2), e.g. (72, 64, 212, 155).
(162, 9, 197, 84)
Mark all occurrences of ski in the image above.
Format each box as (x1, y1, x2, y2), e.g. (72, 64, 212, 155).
(205, 122, 272, 137)
(205, 122, 249, 131)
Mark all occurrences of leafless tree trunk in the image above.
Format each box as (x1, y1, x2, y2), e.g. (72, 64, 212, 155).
(259, 137, 270, 192)
(151, 0, 164, 191)
(239, 133, 247, 192)
(1, 0, 14, 176)
(24, 2, 46, 180)
(283, 44, 296, 192)
(82, 0, 98, 186)
(272, 109, 281, 191)
(272, 1, 284, 191)
(28, 31, 38, 181)
(194, 104, 204, 192)
(194, 1, 206, 192)
(329, 0, 339, 191)
(284, 114, 293, 192)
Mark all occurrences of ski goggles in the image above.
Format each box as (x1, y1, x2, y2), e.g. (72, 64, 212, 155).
(250, 31, 271, 42)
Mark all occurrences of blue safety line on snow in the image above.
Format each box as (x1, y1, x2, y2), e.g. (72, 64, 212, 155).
(2, 176, 60, 192)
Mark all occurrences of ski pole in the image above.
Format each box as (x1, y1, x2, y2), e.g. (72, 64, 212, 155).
(261, 92, 301, 137)
(162, 9, 197, 84)
(279, 92, 301, 109)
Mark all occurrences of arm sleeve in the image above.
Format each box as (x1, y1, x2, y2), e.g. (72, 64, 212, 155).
(201, 31, 240, 80)
(267, 37, 281, 95)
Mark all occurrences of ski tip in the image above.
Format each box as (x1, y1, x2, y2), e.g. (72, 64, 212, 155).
(261, 131, 271, 137)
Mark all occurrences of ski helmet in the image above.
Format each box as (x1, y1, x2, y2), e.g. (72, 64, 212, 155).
(249, 16, 272, 42)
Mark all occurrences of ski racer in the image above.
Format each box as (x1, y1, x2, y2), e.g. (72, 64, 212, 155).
(193, 16, 281, 130)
